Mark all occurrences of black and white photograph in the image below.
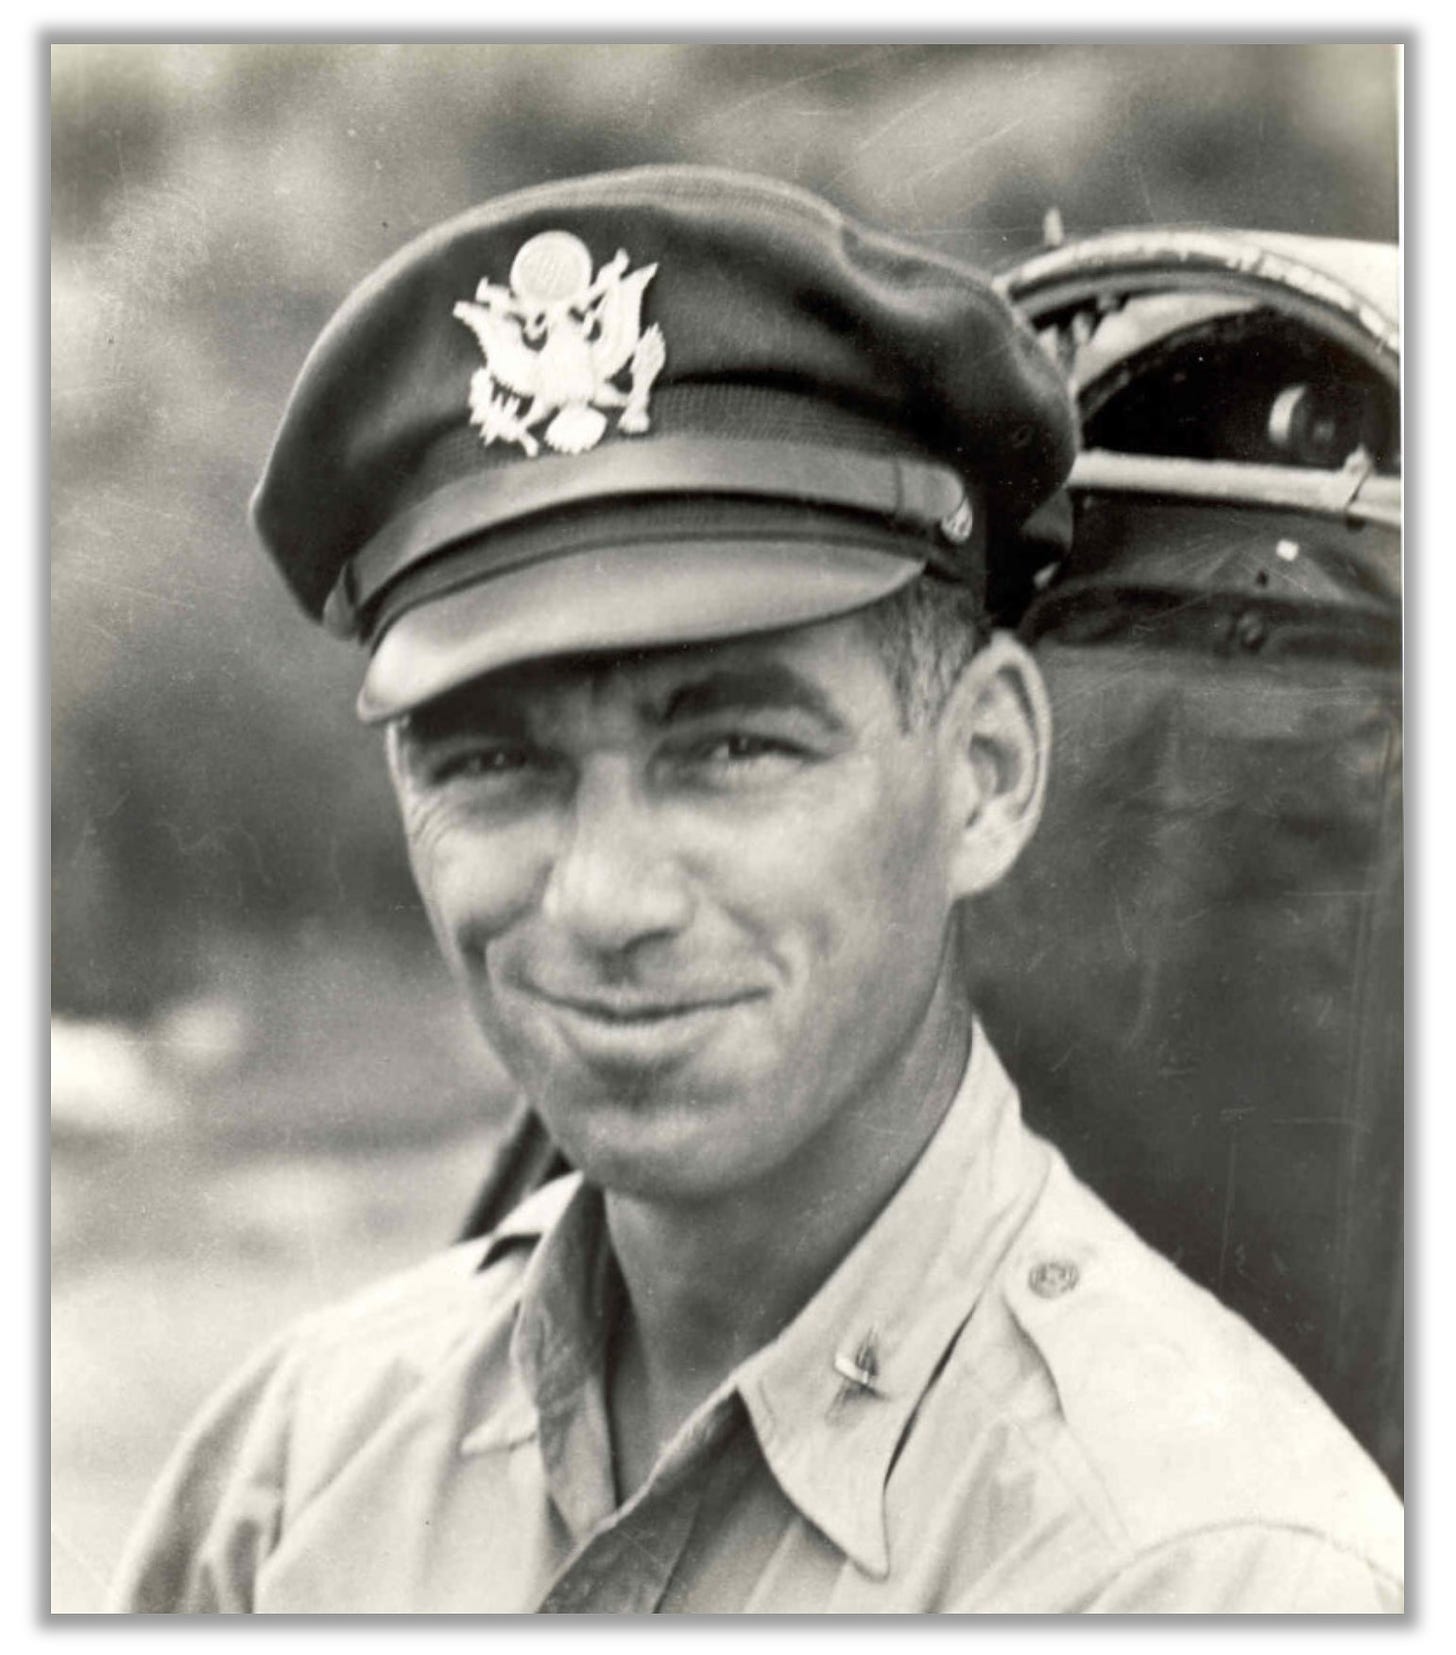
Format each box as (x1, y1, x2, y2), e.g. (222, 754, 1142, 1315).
(49, 39, 1404, 1615)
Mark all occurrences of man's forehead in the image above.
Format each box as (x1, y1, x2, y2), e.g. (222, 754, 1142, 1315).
(399, 618, 882, 737)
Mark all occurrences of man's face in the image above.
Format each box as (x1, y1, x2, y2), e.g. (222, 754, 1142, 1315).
(389, 614, 969, 1201)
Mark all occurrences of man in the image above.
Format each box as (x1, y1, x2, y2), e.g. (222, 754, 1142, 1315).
(110, 167, 1403, 1613)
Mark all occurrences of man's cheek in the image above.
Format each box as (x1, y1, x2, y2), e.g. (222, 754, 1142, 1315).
(406, 825, 521, 965)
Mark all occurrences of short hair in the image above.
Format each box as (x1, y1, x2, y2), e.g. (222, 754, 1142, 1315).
(857, 573, 991, 728)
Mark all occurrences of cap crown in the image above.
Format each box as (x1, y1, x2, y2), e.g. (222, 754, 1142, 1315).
(253, 167, 1075, 628)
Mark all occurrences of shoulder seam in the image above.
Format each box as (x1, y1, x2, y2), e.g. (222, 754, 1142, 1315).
(1103, 1516, 1403, 1594)
(301, 1240, 507, 1349)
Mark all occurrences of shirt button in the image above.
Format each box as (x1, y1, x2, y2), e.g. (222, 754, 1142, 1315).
(1028, 1258, 1080, 1298)
(1235, 610, 1268, 651)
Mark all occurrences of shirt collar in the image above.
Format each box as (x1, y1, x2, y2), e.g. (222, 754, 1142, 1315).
(733, 1024, 1050, 1577)
(469, 1026, 1050, 1575)
(507, 1177, 621, 1536)
(478, 1170, 582, 1269)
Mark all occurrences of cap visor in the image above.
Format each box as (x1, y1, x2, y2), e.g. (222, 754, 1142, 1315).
(358, 539, 924, 722)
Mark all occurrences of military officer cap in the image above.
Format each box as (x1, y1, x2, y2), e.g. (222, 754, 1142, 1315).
(250, 165, 1077, 722)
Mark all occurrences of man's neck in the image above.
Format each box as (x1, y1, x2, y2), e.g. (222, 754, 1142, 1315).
(601, 970, 974, 1500)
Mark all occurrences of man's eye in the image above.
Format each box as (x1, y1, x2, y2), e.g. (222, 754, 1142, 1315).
(429, 745, 538, 784)
(705, 735, 783, 761)
(677, 733, 807, 781)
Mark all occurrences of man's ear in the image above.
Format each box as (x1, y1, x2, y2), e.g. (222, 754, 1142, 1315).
(940, 632, 1051, 900)
(382, 721, 411, 813)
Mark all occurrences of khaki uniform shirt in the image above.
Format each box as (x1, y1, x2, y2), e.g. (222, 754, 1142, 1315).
(111, 1034, 1403, 1614)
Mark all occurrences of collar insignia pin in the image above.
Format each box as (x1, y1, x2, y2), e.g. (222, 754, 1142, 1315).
(832, 1334, 883, 1399)
(940, 495, 975, 544)
(452, 231, 666, 458)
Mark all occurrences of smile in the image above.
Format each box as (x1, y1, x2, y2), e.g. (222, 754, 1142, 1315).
(531, 987, 762, 1025)
(514, 982, 768, 1068)
(512, 979, 767, 1072)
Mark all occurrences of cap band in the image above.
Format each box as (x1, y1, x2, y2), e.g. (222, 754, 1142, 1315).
(322, 436, 972, 638)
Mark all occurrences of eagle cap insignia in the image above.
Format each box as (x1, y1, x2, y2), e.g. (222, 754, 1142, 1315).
(452, 231, 667, 458)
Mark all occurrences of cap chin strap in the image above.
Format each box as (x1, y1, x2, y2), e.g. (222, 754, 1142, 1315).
(322, 436, 974, 639)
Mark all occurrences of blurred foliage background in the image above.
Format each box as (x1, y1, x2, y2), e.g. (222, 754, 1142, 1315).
(49, 42, 1398, 1611)
(52, 43, 1398, 1086)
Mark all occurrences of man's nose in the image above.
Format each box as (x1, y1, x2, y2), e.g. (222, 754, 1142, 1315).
(540, 762, 695, 953)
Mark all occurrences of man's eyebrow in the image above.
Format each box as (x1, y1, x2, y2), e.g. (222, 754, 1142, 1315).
(656, 665, 847, 732)
(399, 691, 529, 747)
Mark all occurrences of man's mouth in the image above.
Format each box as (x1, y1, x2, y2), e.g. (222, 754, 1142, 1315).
(529, 986, 762, 1025)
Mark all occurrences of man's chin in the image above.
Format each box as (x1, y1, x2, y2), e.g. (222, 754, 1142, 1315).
(523, 1071, 762, 1199)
